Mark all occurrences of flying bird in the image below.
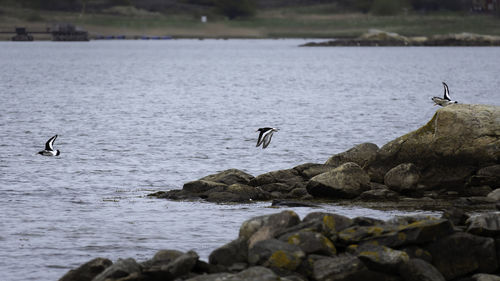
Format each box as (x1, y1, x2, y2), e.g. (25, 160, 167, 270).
(38, 135, 60, 156)
(256, 127, 278, 149)
(432, 82, 458, 107)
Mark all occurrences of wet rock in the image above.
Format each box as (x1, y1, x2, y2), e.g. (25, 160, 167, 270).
(199, 169, 254, 185)
(288, 188, 309, 198)
(58, 258, 112, 281)
(487, 189, 500, 201)
(399, 258, 445, 281)
(466, 213, 500, 237)
(337, 224, 399, 246)
(271, 199, 318, 208)
(183, 180, 227, 193)
(187, 266, 279, 281)
(248, 211, 301, 247)
(164, 250, 199, 278)
(325, 143, 379, 167)
(260, 183, 294, 193)
(365, 104, 500, 187)
(360, 245, 409, 274)
(280, 229, 336, 256)
(209, 238, 248, 266)
(249, 168, 306, 188)
(248, 239, 305, 271)
(384, 163, 420, 193)
(205, 184, 271, 203)
(239, 214, 272, 241)
(306, 162, 370, 199)
(301, 164, 337, 179)
(92, 258, 141, 281)
(146, 249, 184, 267)
(353, 217, 385, 226)
(400, 246, 432, 263)
(426, 232, 497, 280)
(441, 207, 469, 226)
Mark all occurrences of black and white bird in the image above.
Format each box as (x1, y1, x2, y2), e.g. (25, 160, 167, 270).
(38, 135, 60, 156)
(256, 127, 278, 149)
(432, 82, 458, 107)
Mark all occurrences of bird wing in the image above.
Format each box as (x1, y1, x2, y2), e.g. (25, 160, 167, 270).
(45, 135, 57, 151)
(256, 130, 265, 147)
(442, 82, 451, 101)
(262, 131, 274, 149)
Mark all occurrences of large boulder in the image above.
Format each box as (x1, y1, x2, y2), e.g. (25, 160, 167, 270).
(399, 259, 445, 281)
(466, 213, 500, 237)
(206, 184, 271, 203)
(426, 232, 498, 280)
(186, 266, 280, 281)
(183, 180, 227, 193)
(365, 104, 500, 188)
(469, 165, 500, 189)
(306, 162, 370, 199)
(200, 169, 254, 185)
(248, 211, 301, 248)
(325, 142, 379, 167)
(280, 229, 337, 256)
(92, 258, 141, 281)
(248, 168, 306, 189)
(248, 239, 305, 271)
(58, 258, 112, 281)
(384, 163, 421, 193)
(209, 238, 248, 266)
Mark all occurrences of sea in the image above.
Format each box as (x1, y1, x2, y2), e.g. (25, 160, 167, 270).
(0, 39, 499, 281)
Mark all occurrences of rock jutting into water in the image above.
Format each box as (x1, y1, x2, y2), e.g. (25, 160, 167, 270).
(301, 29, 500, 47)
(59, 210, 500, 281)
(150, 104, 500, 211)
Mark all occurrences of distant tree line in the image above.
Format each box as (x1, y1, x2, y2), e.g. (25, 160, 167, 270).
(6, 0, 494, 18)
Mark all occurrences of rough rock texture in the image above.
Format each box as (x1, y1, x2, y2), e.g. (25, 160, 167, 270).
(325, 142, 379, 167)
(248, 239, 305, 271)
(58, 258, 112, 281)
(92, 258, 141, 281)
(248, 168, 305, 188)
(306, 162, 370, 199)
(466, 213, 500, 237)
(199, 169, 254, 185)
(365, 104, 500, 188)
(384, 163, 421, 193)
(399, 258, 445, 281)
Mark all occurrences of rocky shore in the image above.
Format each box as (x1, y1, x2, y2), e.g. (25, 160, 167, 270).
(59, 210, 500, 281)
(151, 104, 500, 211)
(301, 30, 500, 47)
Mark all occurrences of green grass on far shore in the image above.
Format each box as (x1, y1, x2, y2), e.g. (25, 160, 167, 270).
(0, 5, 499, 39)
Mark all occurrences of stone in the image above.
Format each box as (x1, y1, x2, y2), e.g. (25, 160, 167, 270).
(441, 207, 469, 226)
(249, 168, 306, 188)
(360, 188, 399, 201)
(288, 188, 309, 198)
(209, 238, 248, 266)
(186, 266, 280, 281)
(200, 169, 254, 185)
(239, 214, 272, 241)
(183, 180, 227, 193)
(248, 211, 301, 248)
(471, 274, 500, 281)
(466, 213, 500, 237)
(92, 258, 141, 281)
(487, 189, 500, 201)
(280, 229, 336, 256)
(271, 199, 318, 208)
(302, 212, 354, 236)
(353, 217, 385, 226)
(399, 258, 445, 281)
(325, 143, 379, 167)
(400, 246, 432, 263)
(299, 164, 337, 179)
(365, 104, 500, 187)
(58, 258, 112, 281)
(356, 244, 409, 274)
(148, 249, 184, 266)
(163, 250, 199, 278)
(259, 183, 294, 193)
(384, 163, 421, 193)
(306, 162, 370, 199)
(248, 239, 305, 271)
(426, 232, 497, 280)
(465, 185, 493, 197)
(470, 165, 500, 189)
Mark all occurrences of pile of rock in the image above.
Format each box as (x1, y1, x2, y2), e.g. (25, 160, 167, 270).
(59, 210, 500, 281)
(301, 30, 500, 46)
(152, 104, 500, 210)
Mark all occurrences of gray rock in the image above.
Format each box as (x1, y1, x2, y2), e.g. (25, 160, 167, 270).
(400, 246, 432, 263)
(471, 274, 500, 281)
(325, 142, 379, 167)
(288, 188, 309, 198)
(306, 162, 370, 199)
(205, 184, 271, 203)
(248, 239, 305, 271)
(58, 258, 112, 281)
(148, 249, 184, 266)
(183, 180, 227, 193)
(259, 183, 294, 193)
(300, 164, 337, 179)
(279, 230, 336, 256)
(302, 212, 353, 236)
(271, 199, 317, 208)
(465, 185, 493, 197)
(365, 104, 500, 187)
(441, 207, 469, 226)
(356, 244, 409, 274)
(466, 213, 500, 237)
(200, 169, 254, 185)
(209, 238, 248, 266)
(187, 266, 280, 281)
(426, 232, 498, 280)
(384, 163, 420, 193)
(163, 250, 199, 278)
(487, 189, 500, 201)
(92, 258, 141, 281)
(248, 210, 301, 248)
(249, 168, 306, 188)
(239, 214, 272, 241)
(399, 259, 445, 281)
(360, 188, 399, 201)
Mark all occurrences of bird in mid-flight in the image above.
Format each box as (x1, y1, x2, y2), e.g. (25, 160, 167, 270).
(432, 82, 458, 107)
(256, 127, 278, 149)
(38, 135, 60, 156)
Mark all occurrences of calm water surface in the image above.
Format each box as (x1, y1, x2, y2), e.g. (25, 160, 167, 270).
(1, 40, 499, 281)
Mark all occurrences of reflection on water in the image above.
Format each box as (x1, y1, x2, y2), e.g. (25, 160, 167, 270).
(0, 40, 499, 281)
